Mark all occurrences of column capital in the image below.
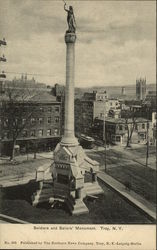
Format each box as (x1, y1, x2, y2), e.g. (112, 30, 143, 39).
(65, 32, 76, 44)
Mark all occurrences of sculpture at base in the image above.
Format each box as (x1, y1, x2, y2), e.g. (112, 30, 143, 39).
(64, 3, 76, 33)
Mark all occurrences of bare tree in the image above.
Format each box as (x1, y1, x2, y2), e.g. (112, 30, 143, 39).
(1, 82, 38, 161)
(123, 110, 137, 148)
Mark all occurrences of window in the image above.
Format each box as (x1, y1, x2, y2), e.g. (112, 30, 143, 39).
(47, 129, 51, 136)
(116, 136, 121, 142)
(22, 118, 26, 125)
(112, 135, 115, 141)
(55, 107, 60, 112)
(13, 119, 18, 126)
(31, 118, 35, 124)
(142, 123, 145, 129)
(47, 117, 51, 124)
(3, 132, 8, 139)
(125, 125, 128, 130)
(39, 107, 44, 112)
(54, 129, 58, 136)
(39, 118, 43, 124)
(38, 129, 43, 137)
(22, 130, 27, 137)
(4, 119, 8, 127)
(119, 125, 123, 130)
(55, 116, 59, 123)
(30, 130, 35, 137)
(48, 107, 52, 112)
(139, 133, 146, 139)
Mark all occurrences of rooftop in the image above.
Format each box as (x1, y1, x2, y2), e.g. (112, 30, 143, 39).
(96, 117, 150, 124)
(0, 91, 59, 104)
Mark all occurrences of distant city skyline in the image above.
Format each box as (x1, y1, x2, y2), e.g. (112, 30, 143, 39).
(0, 0, 156, 87)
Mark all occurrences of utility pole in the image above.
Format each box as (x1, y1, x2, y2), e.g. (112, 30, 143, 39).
(103, 102, 107, 172)
(146, 120, 149, 167)
(0, 38, 7, 79)
(0, 38, 7, 156)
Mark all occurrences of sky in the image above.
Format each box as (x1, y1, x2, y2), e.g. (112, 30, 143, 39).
(0, 0, 156, 87)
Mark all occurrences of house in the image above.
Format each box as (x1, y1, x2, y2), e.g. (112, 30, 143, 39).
(93, 117, 153, 146)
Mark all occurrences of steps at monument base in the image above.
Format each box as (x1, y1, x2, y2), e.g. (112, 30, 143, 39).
(32, 185, 54, 206)
(32, 196, 52, 206)
(32, 193, 54, 206)
(84, 182, 104, 195)
(53, 187, 70, 198)
(32, 187, 54, 198)
(40, 188, 54, 195)
(43, 183, 53, 189)
(33, 191, 54, 199)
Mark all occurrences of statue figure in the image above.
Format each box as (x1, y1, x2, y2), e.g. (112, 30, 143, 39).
(64, 3, 76, 33)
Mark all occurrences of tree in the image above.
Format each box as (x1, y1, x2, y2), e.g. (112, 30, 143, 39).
(1, 82, 38, 160)
(123, 110, 138, 148)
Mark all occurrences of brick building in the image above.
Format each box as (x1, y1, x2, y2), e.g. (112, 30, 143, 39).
(75, 91, 120, 136)
(0, 91, 62, 156)
(51, 83, 65, 135)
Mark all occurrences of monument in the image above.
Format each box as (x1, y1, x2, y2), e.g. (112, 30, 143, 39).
(32, 3, 103, 215)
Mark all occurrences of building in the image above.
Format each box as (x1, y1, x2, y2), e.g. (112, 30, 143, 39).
(136, 78, 146, 100)
(51, 83, 65, 135)
(108, 109, 121, 119)
(121, 87, 126, 96)
(152, 112, 156, 144)
(5, 75, 47, 90)
(0, 91, 62, 156)
(93, 117, 153, 146)
(51, 83, 65, 98)
(83, 90, 108, 101)
(75, 91, 120, 136)
(144, 90, 156, 107)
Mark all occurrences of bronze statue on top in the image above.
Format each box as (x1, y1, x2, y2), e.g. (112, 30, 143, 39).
(64, 2, 76, 33)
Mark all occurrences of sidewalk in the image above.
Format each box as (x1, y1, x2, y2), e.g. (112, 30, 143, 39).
(98, 171, 156, 221)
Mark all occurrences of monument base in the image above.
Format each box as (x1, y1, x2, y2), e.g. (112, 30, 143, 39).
(60, 135, 79, 147)
(32, 142, 103, 215)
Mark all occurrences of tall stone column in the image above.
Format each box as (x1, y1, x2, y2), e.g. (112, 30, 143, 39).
(61, 32, 78, 146)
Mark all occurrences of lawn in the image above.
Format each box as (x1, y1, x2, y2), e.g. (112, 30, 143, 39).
(86, 149, 133, 168)
(0, 180, 153, 224)
(0, 158, 52, 177)
(129, 145, 156, 157)
(86, 148, 156, 204)
(106, 165, 156, 204)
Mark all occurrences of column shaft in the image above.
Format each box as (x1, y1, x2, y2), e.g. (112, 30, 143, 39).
(61, 33, 78, 146)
